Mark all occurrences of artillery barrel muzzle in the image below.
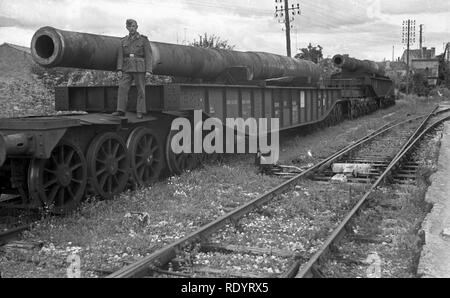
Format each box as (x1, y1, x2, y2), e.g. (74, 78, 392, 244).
(31, 26, 119, 70)
(332, 54, 385, 76)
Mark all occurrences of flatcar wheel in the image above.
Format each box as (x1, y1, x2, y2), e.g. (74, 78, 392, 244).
(127, 127, 163, 187)
(87, 132, 130, 199)
(334, 105, 342, 125)
(327, 108, 334, 126)
(337, 104, 343, 123)
(333, 107, 339, 125)
(28, 140, 87, 214)
(199, 127, 219, 164)
(165, 130, 198, 175)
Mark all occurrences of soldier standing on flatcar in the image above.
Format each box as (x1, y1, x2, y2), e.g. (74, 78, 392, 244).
(112, 19, 153, 119)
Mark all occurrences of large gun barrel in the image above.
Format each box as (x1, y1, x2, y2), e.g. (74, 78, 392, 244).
(333, 54, 385, 77)
(31, 27, 320, 82)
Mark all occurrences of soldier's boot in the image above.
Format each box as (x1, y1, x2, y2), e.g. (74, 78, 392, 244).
(112, 111, 125, 117)
(137, 112, 143, 119)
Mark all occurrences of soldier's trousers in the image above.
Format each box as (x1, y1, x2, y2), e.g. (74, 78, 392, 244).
(117, 72, 146, 114)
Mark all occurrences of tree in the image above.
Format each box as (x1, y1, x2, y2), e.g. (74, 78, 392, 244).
(295, 43, 323, 63)
(190, 33, 235, 50)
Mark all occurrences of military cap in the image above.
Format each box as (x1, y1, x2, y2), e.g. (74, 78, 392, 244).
(126, 19, 138, 26)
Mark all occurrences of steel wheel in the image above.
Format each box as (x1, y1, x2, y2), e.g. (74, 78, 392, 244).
(200, 122, 222, 165)
(165, 130, 199, 175)
(28, 140, 87, 214)
(87, 132, 130, 199)
(127, 127, 163, 186)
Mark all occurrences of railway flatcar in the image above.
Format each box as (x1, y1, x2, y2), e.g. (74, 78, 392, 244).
(328, 54, 395, 118)
(0, 27, 394, 214)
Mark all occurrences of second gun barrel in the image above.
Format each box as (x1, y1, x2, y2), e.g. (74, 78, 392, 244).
(333, 54, 385, 76)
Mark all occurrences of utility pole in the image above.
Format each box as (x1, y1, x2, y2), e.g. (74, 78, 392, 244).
(402, 19, 416, 94)
(419, 24, 424, 58)
(447, 42, 450, 62)
(283, 0, 291, 57)
(275, 0, 301, 57)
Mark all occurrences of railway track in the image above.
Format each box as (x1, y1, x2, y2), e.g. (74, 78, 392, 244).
(106, 105, 450, 278)
(0, 224, 30, 246)
(295, 105, 450, 278)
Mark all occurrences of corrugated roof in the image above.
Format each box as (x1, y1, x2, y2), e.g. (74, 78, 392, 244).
(1, 42, 31, 54)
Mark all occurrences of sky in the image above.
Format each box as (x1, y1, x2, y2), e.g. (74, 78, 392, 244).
(0, 0, 449, 61)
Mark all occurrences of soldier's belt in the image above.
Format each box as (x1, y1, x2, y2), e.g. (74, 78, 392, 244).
(125, 54, 144, 58)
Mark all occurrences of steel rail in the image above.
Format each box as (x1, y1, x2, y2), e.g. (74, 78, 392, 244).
(108, 111, 436, 278)
(389, 110, 450, 176)
(0, 224, 30, 245)
(295, 107, 450, 278)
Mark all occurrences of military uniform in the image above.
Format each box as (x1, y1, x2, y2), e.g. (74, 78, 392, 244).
(116, 32, 153, 114)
